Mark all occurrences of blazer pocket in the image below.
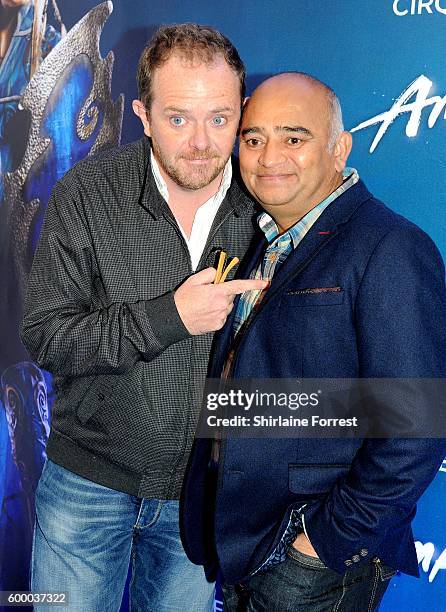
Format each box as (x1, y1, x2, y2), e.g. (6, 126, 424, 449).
(289, 463, 350, 495)
(285, 289, 344, 306)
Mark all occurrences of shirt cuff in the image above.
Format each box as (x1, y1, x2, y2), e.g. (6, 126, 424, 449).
(144, 291, 191, 349)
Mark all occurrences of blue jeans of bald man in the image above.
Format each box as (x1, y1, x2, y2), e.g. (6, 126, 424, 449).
(31, 460, 214, 611)
(222, 546, 395, 611)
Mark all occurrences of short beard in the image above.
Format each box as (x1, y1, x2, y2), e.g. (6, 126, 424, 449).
(151, 138, 227, 190)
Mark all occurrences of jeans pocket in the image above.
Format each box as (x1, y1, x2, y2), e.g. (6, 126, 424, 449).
(287, 546, 327, 569)
(374, 558, 397, 581)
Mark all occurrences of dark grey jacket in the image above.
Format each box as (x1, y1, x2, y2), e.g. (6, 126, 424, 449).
(20, 136, 257, 499)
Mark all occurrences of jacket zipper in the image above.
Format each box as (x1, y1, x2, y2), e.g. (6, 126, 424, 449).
(163, 209, 235, 490)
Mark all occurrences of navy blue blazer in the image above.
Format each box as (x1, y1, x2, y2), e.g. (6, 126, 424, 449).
(180, 179, 446, 584)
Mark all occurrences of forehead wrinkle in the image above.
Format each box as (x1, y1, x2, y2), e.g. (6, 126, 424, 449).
(164, 106, 189, 114)
(159, 92, 237, 112)
(163, 105, 237, 118)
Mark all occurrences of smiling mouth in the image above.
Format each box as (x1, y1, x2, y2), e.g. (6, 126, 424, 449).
(257, 174, 294, 180)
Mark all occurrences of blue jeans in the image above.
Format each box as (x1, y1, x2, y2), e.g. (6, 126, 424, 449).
(222, 546, 395, 611)
(31, 460, 214, 612)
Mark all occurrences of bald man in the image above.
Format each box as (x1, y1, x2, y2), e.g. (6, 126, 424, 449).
(180, 73, 446, 611)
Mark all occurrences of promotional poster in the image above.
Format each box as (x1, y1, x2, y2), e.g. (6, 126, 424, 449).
(0, 1, 445, 610)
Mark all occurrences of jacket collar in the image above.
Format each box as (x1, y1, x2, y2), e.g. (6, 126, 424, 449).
(138, 137, 169, 219)
(236, 178, 373, 289)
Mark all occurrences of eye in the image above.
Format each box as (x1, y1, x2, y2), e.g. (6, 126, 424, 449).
(244, 138, 263, 147)
(170, 116, 185, 126)
(212, 116, 227, 126)
(287, 137, 302, 145)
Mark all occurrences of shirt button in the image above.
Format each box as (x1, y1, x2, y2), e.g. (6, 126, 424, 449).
(360, 549, 368, 557)
(345, 560, 353, 567)
(352, 555, 360, 563)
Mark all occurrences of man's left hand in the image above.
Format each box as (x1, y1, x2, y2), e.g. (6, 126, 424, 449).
(292, 532, 319, 557)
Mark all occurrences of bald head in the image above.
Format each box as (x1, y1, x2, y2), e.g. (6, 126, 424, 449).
(238, 71, 352, 230)
(247, 72, 344, 152)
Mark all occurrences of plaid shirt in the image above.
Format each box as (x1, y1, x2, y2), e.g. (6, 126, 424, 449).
(233, 168, 359, 338)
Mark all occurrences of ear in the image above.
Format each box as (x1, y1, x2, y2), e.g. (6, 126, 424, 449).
(132, 99, 151, 137)
(333, 131, 353, 172)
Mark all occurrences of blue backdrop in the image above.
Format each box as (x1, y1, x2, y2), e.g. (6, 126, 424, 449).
(1, 1, 445, 610)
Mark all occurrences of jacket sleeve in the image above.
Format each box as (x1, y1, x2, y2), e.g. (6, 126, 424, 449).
(20, 178, 191, 377)
(301, 224, 446, 574)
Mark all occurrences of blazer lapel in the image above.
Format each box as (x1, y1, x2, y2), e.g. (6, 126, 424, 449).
(210, 180, 373, 375)
(240, 180, 373, 324)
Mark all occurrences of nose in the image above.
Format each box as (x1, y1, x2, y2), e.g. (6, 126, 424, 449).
(189, 122, 211, 151)
(258, 140, 286, 168)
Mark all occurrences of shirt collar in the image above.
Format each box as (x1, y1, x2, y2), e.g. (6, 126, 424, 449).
(150, 149, 233, 207)
(258, 167, 359, 247)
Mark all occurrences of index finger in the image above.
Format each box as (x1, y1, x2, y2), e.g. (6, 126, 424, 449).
(221, 278, 268, 295)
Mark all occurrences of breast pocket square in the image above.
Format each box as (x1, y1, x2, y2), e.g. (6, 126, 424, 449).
(285, 287, 344, 306)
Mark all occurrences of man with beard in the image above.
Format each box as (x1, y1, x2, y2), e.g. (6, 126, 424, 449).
(20, 24, 265, 611)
